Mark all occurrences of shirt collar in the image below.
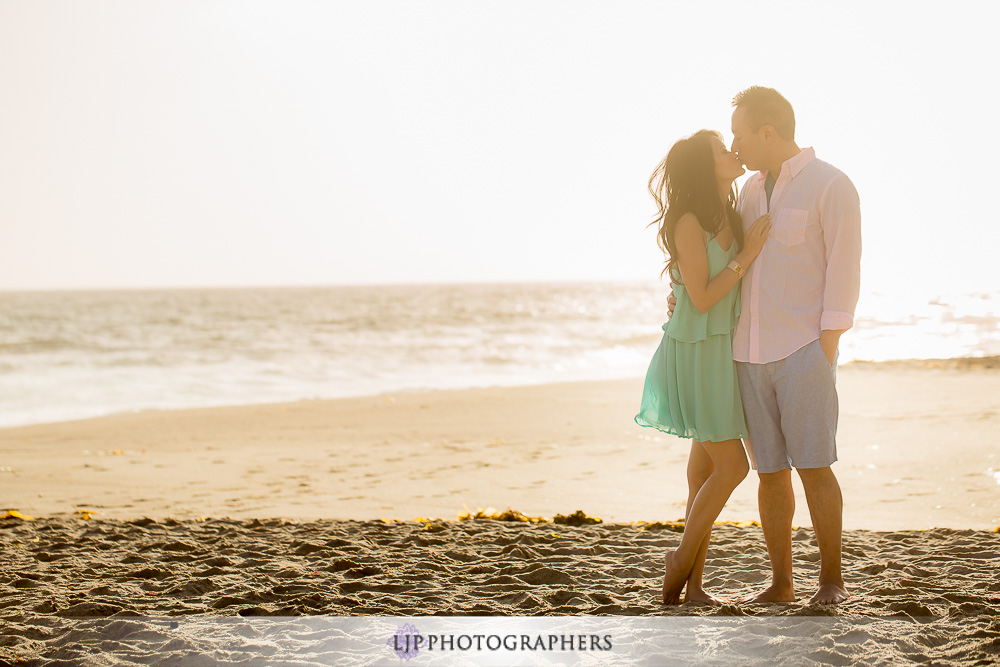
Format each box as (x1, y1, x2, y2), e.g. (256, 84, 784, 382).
(755, 147, 815, 182)
(785, 147, 815, 179)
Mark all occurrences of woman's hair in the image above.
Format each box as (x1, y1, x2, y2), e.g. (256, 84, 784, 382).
(648, 129, 743, 282)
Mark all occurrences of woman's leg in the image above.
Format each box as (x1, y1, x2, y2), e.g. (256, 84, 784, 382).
(683, 442, 721, 603)
(663, 438, 749, 604)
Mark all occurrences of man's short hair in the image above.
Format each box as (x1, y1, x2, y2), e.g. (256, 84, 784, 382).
(732, 86, 795, 141)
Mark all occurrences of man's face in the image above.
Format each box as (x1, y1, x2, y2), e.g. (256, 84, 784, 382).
(730, 106, 765, 172)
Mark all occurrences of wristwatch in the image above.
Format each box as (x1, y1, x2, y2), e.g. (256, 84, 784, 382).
(727, 260, 746, 279)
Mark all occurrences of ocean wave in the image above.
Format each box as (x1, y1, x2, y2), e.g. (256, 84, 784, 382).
(1, 283, 998, 428)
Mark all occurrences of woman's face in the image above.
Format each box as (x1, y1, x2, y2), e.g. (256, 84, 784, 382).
(713, 136, 745, 183)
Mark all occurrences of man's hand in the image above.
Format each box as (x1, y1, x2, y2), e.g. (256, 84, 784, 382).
(819, 329, 844, 367)
(666, 291, 676, 318)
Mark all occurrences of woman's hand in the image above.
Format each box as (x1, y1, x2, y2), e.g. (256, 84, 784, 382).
(738, 214, 771, 265)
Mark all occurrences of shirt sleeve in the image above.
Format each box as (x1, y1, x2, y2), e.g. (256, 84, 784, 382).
(819, 175, 862, 331)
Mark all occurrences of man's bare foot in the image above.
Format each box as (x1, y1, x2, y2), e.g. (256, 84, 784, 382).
(743, 583, 796, 603)
(808, 582, 848, 605)
(682, 587, 723, 605)
(661, 551, 689, 605)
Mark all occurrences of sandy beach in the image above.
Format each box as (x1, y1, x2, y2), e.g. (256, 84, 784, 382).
(3, 360, 999, 529)
(2, 360, 999, 664)
(0, 517, 997, 664)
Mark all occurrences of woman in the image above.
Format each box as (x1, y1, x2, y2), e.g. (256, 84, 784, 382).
(634, 130, 770, 604)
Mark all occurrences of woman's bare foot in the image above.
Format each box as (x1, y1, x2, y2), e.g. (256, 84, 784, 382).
(743, 582, 796, 603)
(808, 582, 848, 605)
(682, 587, 723, 605)
(661, 551, 689, 605)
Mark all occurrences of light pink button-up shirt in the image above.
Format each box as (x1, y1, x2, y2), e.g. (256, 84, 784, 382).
(732, 148, 862, 364)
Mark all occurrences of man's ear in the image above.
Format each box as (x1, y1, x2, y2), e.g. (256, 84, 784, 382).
(760, 124, 776, 143)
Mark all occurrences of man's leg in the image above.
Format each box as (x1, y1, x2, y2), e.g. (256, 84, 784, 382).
(735, 359, 795, 602)
(748, 468, 796, 602)
(779, 341, 844, 604)
(798, 466, 847, 604)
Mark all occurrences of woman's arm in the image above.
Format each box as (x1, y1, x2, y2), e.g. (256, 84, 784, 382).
(674, 212, 771, 314)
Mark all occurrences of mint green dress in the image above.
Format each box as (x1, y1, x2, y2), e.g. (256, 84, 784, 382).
(634, 233, 748, 442)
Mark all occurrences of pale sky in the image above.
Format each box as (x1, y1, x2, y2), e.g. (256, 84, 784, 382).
(1, 1, 996, 295)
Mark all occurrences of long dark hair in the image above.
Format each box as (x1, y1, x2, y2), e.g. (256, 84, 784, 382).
(648, 130, 743, 282)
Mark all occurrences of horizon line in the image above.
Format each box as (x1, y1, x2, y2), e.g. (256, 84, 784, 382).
(0, 277, 665, 294)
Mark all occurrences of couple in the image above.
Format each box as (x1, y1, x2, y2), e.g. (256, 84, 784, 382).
(635, 86, 861, 606)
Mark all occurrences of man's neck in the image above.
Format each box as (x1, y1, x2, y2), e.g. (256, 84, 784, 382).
(765, 143, 801, 179)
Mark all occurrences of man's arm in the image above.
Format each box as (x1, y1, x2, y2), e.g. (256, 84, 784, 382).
(819, 175, 862, 364)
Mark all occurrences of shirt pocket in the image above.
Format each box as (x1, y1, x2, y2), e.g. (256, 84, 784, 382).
(773, 208, 809, 247)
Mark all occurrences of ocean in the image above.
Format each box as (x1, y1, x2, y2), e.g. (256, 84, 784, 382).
(2, 282, 998, 428)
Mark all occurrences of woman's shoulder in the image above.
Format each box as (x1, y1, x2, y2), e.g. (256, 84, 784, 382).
(674, 212, 706, 243)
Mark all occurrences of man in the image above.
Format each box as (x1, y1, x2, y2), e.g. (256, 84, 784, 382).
(670, 87, 861, 603)
(729, 86, 861, 605)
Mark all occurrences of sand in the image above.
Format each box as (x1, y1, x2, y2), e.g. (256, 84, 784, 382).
(1, 360, 999, 664)
(1, 518, 998, 664)
(2, 361, 999, 529)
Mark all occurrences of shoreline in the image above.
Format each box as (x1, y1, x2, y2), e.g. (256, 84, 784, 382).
(3, 356, 999, 433)
(3, 361, 999, 531)
(844, 355, 1000, 370)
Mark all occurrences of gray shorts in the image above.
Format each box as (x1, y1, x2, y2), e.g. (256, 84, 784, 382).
(735, 339, 839, 474)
